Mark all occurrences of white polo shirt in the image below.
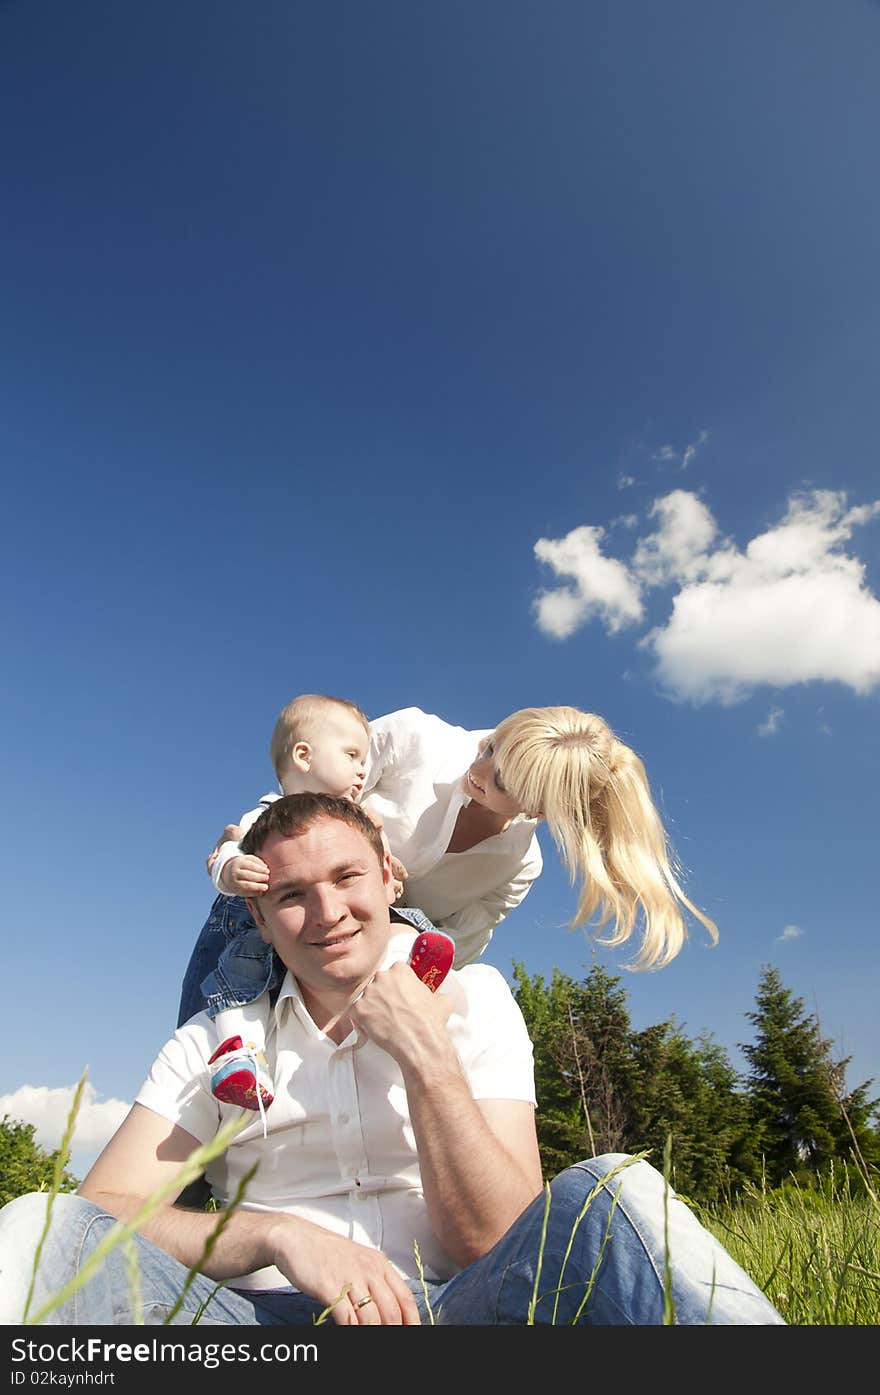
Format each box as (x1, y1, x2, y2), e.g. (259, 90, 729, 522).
(136, 930, 536, 1288)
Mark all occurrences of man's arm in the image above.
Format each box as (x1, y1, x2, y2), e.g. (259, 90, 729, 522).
(349, 964, 544, 1267)
(79, 1104, 419, 1325)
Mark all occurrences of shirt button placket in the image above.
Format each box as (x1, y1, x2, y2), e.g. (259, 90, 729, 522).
(329, 1045, 380, 1247)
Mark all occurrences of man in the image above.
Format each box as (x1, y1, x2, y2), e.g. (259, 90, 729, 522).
(0, 795, 783, 1325)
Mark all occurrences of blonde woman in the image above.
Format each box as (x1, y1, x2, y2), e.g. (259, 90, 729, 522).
(361, 705, 717, 969)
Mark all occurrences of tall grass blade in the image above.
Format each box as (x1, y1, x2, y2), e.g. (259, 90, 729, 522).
(161, 1161, 258, 1325)
(526, 1184, 552, 1325)
(22, 1069, 88, 1323)
(413, 1239, 436, 1325)
(122, 1238, 144, 1326)
(661, 1134, 676, 1325)
(569, 1186, 623, 1325)
(551, 1155, 643, 1325)
(25, 1117, 247, 1326)
(313, 1285, 352, 1325)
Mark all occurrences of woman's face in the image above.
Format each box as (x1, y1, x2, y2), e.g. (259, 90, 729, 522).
(463, 737, 524, 818)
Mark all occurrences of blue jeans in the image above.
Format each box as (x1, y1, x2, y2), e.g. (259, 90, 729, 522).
(0, 1157, 783, 1325)
(177, 899, 439, 1029)
(177, 896, 278, 1029)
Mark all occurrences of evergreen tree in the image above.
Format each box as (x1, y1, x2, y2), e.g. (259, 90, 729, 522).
(625, 1022, 755, 1202)
(514, 960, 750, 1201)
(740, 965, 880, 1186)
(0, 1115, 79, 1207)
(559, 963, 636, 1156)
(513, 962, 593, 1175)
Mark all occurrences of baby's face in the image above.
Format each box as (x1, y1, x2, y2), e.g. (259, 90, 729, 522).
(297, 709, 370, 802)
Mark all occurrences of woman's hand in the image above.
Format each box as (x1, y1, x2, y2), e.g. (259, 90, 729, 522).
(389, 853, 407, 902)
(361, 806, 408, 900)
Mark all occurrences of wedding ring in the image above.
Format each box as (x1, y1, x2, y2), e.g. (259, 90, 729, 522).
(355, 1294, 374, 1309)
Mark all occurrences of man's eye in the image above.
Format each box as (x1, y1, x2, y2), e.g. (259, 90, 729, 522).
(280, 890, 303, 902)
(338, 871, 361, 884)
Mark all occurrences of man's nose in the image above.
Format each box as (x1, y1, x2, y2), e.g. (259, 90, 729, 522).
(308, 884, 346, 927)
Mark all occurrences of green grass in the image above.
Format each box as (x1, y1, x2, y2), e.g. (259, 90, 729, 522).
(700, 1168, 880, 1325)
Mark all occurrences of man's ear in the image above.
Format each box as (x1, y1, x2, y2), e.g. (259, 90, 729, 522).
(381, 849, 396, 906)
(245, 897, 272, 945)
(290, 741, 312, 774)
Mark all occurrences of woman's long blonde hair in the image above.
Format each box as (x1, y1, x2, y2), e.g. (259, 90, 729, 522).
(492, 706, 718, 970)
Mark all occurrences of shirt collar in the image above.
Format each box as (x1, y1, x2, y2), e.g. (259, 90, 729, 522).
(273, 925, 418, 1029)
(272, 923, 466, 1028)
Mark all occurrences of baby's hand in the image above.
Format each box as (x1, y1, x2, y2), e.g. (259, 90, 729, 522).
(219, 854, 270, 897)
(206, 824, 245, 876)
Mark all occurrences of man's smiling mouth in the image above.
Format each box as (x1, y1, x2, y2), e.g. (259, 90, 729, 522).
(312, 929, 361, 949)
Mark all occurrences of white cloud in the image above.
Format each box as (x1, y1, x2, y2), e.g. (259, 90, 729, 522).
(0, 1082, 131, 1157)
(533, 525, 644, 638)
(617, 473, 636, 490)
(651, 430, 708, 470)
(758, 707, 785, 737)
(776, 924, 804, 943)
(531, 486, 880, 704)
(632, 490, 718, 586)
(645, 491, 880, 703)
(681, 429, 709, 470)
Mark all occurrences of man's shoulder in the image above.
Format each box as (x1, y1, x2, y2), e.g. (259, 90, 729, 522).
(453, 961, 522, 1023)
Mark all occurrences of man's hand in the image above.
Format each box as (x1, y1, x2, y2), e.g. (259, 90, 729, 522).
(268, 1217, 420, 1325)
(218, 854, 270, 896)
(349, 961, 454, 1065)
(206, 824, 244, 876)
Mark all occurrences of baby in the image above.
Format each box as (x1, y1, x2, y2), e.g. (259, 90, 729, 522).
(184, 694, 408, 1114)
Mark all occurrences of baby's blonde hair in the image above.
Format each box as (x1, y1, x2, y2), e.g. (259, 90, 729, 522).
(269, 694, 370, 782)
(491, 706, 718, 970)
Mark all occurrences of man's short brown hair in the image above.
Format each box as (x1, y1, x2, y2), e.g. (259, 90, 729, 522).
(240, 792, 385, 868)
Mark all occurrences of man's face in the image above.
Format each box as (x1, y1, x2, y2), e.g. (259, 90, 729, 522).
(287, 709, 369, 801)
(249, 816, 395, 1007)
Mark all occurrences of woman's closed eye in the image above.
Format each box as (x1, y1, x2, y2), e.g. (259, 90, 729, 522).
(484, 741, 507, 792)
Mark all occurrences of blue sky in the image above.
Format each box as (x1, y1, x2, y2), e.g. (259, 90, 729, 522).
(2, 0, 878, 1178)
